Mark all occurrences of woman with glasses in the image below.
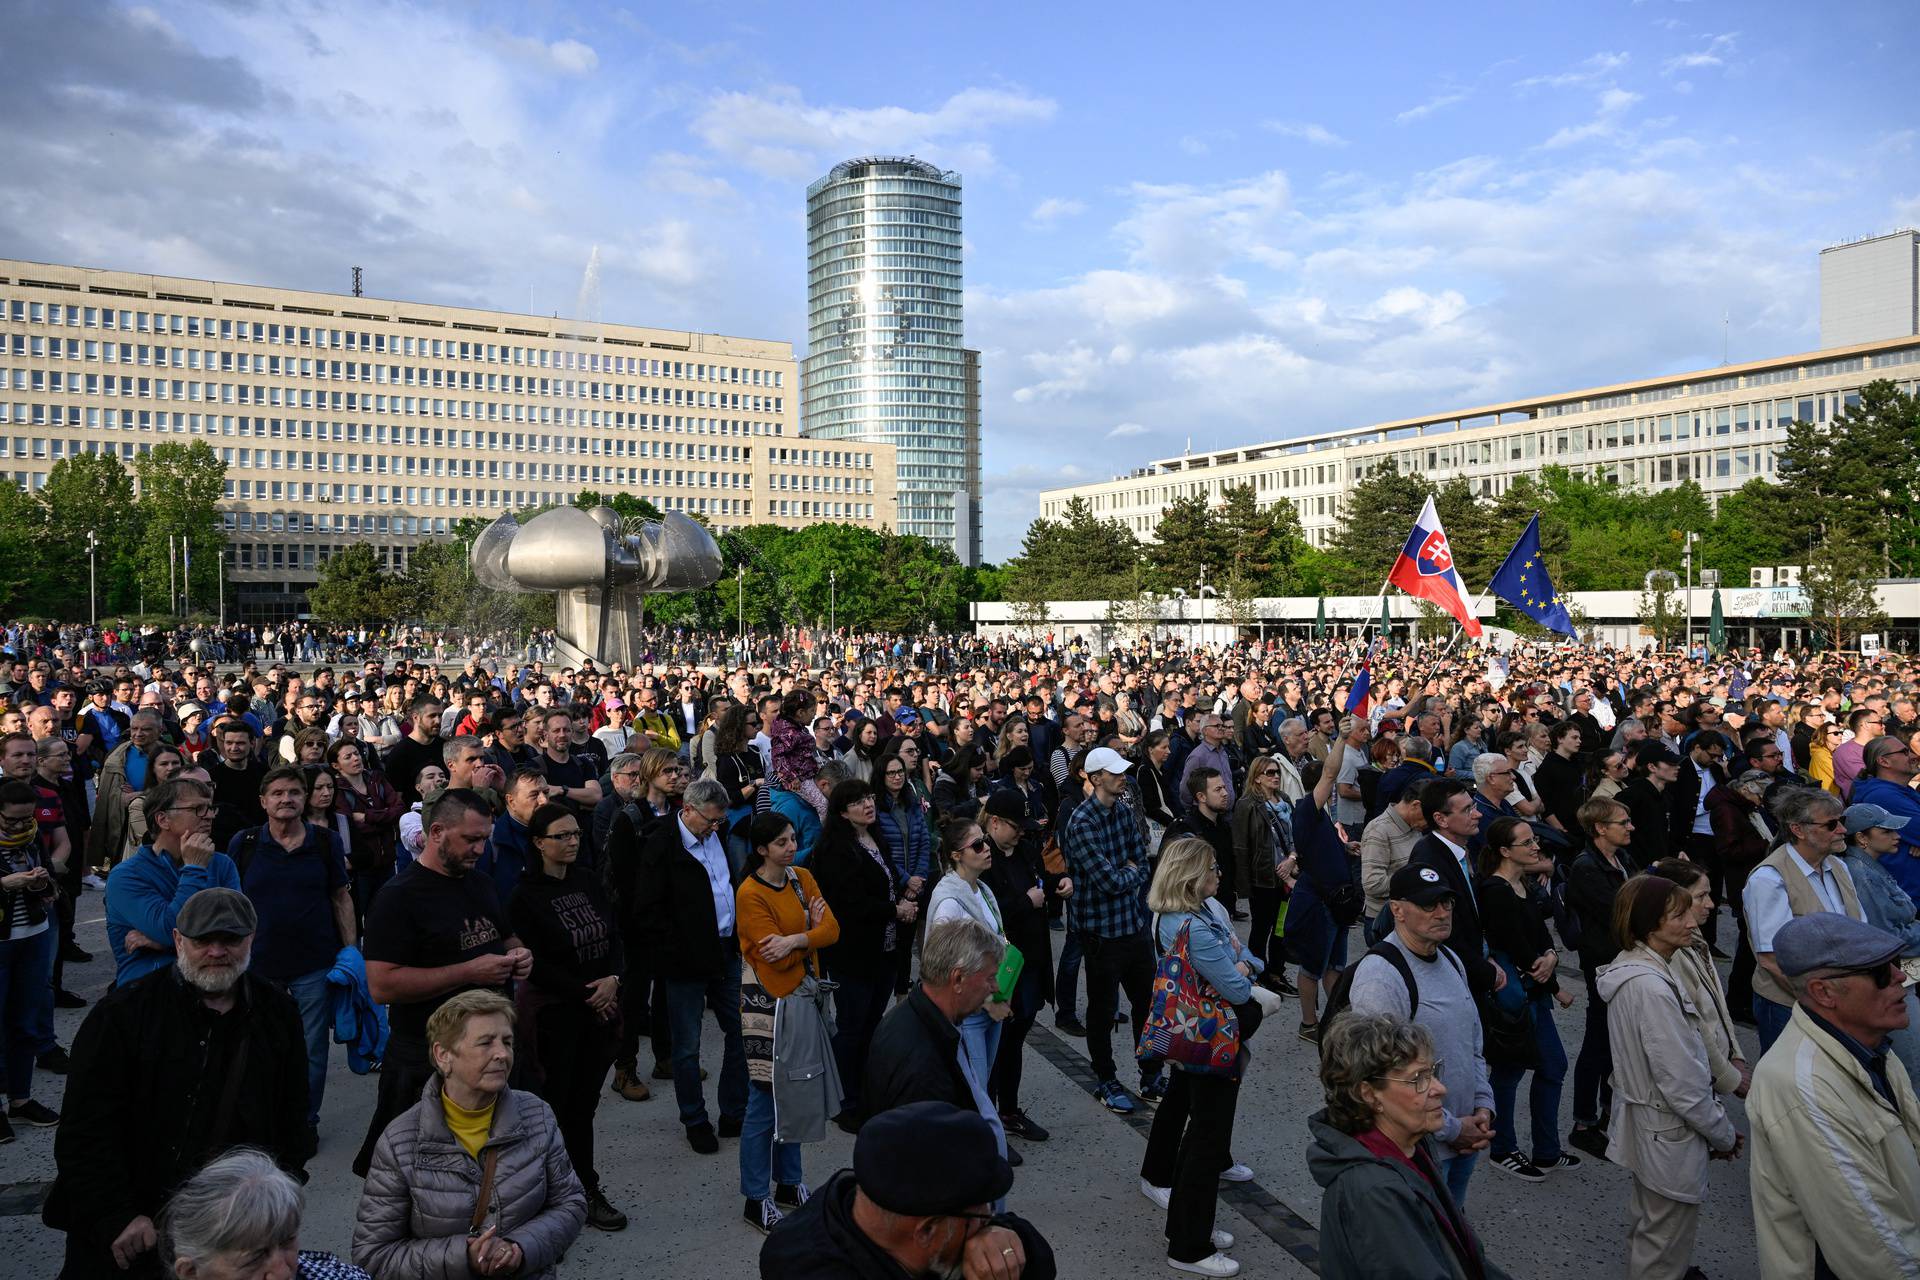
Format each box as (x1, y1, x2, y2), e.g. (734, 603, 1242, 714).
(1477, 817, 1577, 1182)
(1565, 794, 1642, 1161)
(508, 804, 628, 1233)
(1311, 1013, 1512, 1280)
(1141, 836, 1263, 1278)
(1595, 875, 1741, 1280)
(1808, 719, 1847, 794)
(874, 744, 933, 996)
(121, 744, 186, 860)
(1231, 756, 1297, 984)
(1588, 749, 1630, 802)
(927, 819, 1013, 1094)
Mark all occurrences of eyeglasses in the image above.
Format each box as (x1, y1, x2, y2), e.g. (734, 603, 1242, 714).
(1375, 1060, 1446, 1094)
(539, 829, 582, 842)
(1815, 960, 1900, 989)
(968, 838, 992, 853)
(1801, 818, 1845, 831)
(166, 804, 213, 817)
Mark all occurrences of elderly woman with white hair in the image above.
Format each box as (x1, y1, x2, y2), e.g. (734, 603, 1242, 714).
(161, 1148, 368, 1280)
(353, 989, 585, 1280)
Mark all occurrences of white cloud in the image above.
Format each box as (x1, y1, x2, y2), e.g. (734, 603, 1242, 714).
(1516, 51, 1630, 90)
(1178, 134, 1211, 156)
(1663, 33, 1739, 74)
(1543, 87, 1643, 149)
(1028, 196, 1085, 227)
(1106, 422, 1147, 439)
(690, 84, 1055, 180)
(1396, 89, 1469, 124)
(1263, 120, 1347, 147)
(546, 39, 598, 75)
(1116, 172, 1295, 275)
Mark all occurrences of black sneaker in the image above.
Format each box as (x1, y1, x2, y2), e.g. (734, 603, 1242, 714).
(718, 1114, 743, 1139)
(1490, 1151, 1545, 1182)
(36, 1046, 70, 1073)
(1535, 1152, 1583, 1171)
(686, 1122, 719, 1155)
(60, 943, 92, 963)
(1138, 1069, 1168, 1103)
(1567, 1127, 1611, 1162)
(1006, 1144, 1024, 1167)
(1000, 1109, 1050, 1142)
(52, 990, 86, 1010)
(0, 1113, 13, 1145)
(743, 1196, 784, 1235)
(774, 1182, 810, 1208)
(585, 1188, 628, 1232)
(1298, 1021, 1321, 1045)
(833, 1110, 864, 1136)
(1054, 1015, 1086, 1037)
(8, 1099, 60, 1127)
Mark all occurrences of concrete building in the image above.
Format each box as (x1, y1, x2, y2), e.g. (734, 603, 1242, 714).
(1040, 334, 1920, 550)
(802, 157, 980, 564)
(1821, 230, 1920, 348)
(0, 258, 895, 619)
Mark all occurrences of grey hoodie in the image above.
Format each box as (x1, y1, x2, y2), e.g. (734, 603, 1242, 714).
(1307, 1110, 1513, 1280)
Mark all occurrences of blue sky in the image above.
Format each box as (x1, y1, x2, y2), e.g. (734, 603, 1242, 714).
(3, 1, 1913, 560)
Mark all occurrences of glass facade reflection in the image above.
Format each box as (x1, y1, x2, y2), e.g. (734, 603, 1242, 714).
(802, 157, 980, 564)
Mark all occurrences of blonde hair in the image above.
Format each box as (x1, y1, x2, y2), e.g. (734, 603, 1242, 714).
(425, 989, 516, 1061)
(1147, 837, 1216, 914)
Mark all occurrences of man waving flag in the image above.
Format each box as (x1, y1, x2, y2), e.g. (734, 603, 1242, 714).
(1385, 495, 1483, 637)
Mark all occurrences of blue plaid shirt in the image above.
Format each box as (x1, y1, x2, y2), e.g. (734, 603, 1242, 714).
(1063, 794, 1150, 939)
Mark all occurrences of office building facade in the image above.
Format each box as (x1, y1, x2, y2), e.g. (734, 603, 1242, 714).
(0, 258, 894, 618)
(1821, 229, 1919, 348)
(1040, 335, 1920, 548)
(802, 156, 980, 564)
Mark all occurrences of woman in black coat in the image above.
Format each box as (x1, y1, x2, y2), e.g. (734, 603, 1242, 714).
(808, 779, 910, 1129)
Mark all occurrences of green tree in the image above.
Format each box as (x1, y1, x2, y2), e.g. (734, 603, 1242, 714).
(1146, 493, 1225, 593)
(0, 482, 43, 615)
(1703, 479, 1797, 589)
(307, 544, 401, 627)
(1323, 460, 1433, 593)
(1638, 572, 1683, 649)
(1215, 483, 1313, 594)
(1775, 380, 1920, 574)
(133, 442, 227, 615)
(1003, 497, 1139, 603)
(1801, 535, 1887, 651)
(37, 453, 142, 617)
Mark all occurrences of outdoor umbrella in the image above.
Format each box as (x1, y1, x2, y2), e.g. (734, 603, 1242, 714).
(1708, 588, 1726, 656)
(1380, 596, 1392, 650)
(1313, 596, 1326, 639)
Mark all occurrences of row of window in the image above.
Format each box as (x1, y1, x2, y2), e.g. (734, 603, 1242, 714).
(2, 296, 785, 384)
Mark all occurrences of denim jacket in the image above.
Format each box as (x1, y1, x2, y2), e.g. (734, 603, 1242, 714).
(1841, 850, 1920, 956)
(1154, 900, 1258, 1006)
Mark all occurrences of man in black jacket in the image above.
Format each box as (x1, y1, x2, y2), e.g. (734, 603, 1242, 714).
(865, 918, 1005, 1124)
(45, 889, 308, 1280)
(981, 791, 1060, 1142)
(759, 1101, 1056, 1279)
(633, 777, 747, 1153)
(1406, 778, 1503, 996)
(1163, 766, 1239, 920)
(1671, 729, 1731, 949)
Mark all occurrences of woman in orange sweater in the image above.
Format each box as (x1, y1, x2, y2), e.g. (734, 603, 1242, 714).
(735, 812, 839, 1235)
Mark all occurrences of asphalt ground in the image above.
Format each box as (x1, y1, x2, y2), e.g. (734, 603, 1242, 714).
(2, 903, 1764, 1279)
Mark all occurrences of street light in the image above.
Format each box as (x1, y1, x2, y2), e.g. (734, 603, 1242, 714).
(829, 567, 837, 639)
(85, 531, 98, 625)
(1683, 531, 1701, 654)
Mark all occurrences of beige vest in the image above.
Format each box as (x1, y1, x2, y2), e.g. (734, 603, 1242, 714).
(1752, 844, 1863, 1007)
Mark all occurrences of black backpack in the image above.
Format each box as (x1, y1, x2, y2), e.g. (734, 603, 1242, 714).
(1318, 940, 1431, 1056)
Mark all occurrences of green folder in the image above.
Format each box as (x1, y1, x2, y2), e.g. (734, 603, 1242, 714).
(994, 942, 1026, 1004)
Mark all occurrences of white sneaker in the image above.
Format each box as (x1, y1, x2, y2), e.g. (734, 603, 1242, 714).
(1168, 1252, 1240, 1277)
(81, 874, 106, 891)
(1140, 1178, 1171, 1209)
(1220, 1162, 1254, 1182)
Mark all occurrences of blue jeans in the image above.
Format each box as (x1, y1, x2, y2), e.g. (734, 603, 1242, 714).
(738, 1082, 802, 1199)
(1490, 995, 1568, 1162)
(270, 967, 333, 1127)
(1754, 994, 1793, 1054)
(663, 952, 749, 1128)
(959, 1009, 1003, 1087)
(1440, 1150, 1477, 1208)
(0, 927, 54, 1101)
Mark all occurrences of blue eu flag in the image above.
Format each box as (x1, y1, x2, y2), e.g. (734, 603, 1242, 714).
(1489, 515, 1577, 638)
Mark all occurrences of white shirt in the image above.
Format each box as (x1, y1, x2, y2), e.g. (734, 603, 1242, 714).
(1434, 831, 1476, 908)
(1691, 760, 1717, 836)
(678, 816, 736, 935)
(1745, 845, 1862, 954)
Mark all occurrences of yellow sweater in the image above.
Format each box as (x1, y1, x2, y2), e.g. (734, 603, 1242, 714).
(442, 1091, 495, 1158)
(736, 867, 840, 997)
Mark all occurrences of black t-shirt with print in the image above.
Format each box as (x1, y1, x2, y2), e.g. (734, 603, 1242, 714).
(363, 860, 509, 1044)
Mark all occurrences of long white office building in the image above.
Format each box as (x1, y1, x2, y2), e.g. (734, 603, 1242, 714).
(1040, 334, 1920, 548)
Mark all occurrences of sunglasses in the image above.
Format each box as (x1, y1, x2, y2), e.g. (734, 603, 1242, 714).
(1816, 960, 1900, 989)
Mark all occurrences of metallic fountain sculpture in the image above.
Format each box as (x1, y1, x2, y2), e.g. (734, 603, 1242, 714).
(469, 506, 725, 668)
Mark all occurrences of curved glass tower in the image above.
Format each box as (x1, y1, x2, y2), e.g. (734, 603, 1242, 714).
(803, 157, 980, 564)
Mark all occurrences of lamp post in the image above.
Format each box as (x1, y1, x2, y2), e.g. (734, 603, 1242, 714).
(1683, 531, 1701, 654)
(737, 564, 746, 660)
(829, 568, 836, 638)
(86, 531, 98, 625)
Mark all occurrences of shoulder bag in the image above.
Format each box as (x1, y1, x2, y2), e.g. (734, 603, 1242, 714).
(1137, 918, 1241, 1077)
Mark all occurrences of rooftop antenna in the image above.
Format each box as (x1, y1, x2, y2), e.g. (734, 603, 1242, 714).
(352, 266, 363, 298)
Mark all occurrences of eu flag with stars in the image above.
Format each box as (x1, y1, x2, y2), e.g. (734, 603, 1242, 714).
(1489, 515, 1578, 638)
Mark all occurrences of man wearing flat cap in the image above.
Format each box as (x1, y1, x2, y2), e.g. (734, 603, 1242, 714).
(1747, 912, 1920, 1279)
(44, 888, 309, 1280)
(760, 1100, 1055, 1280)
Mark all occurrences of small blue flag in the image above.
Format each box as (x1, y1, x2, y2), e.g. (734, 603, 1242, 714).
(1489, 515, 1577, 638)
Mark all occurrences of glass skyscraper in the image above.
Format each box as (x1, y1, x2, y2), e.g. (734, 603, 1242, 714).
(803, 156, 980, 564)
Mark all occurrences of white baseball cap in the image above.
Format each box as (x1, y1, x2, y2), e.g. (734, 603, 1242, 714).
(1084, 746, 1133, 776)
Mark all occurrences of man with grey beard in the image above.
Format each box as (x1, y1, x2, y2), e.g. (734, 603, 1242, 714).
(44, 888, 309, 1280)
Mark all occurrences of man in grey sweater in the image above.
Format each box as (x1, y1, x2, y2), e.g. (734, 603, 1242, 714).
(1347, 863, 1495, 1208)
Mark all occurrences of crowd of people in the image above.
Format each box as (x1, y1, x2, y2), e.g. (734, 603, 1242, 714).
(2, 624, 1918, 1277)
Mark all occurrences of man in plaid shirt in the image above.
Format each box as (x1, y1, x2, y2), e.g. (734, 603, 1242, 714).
(1063, 746, 1157, 1113)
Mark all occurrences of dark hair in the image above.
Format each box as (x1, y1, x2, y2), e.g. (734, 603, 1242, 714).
(323, 737, 365, 767)
(940, 817, 984, 869)
(506, 764, 548, 794)
(1548, 719, 1583, 748)
(1613, 874, 1691, 951)
(257, 765, 307, 798)
(742, 811, 798, 877)
(713, 702, 751, 755)
(526, 803, 577, 843)
(425, 787, 493, 831)
(1419, 777, 1471, 824)
(1477, 816, 1534, 877)
(0, 778, 36, 809)
(142, 746, 187, 793)
(1184, 765, 1222, 804)
(1649, 857, 1708, 889)
(1493, 729, 1528, 755)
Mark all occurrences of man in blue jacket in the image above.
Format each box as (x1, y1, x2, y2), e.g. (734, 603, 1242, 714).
(1849, 737, 1920, 895)
(104, 776, 240, 986)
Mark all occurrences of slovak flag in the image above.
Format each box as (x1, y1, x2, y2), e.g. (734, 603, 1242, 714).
(1344, 663, 1372, 717)
(1387, 496, 1483, 638)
